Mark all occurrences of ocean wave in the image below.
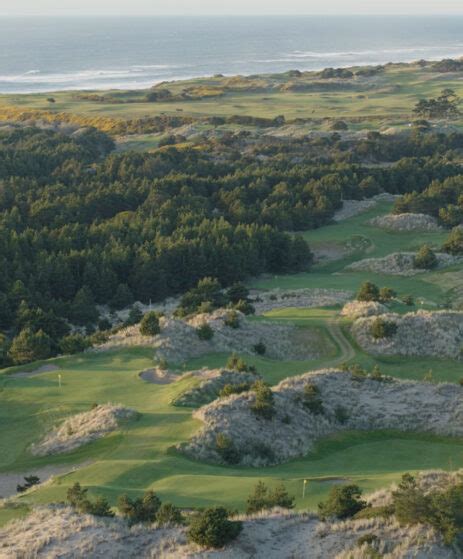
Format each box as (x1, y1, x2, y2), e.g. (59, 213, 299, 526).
(0, 66, 181, 86)
(289, 44, 463, 59)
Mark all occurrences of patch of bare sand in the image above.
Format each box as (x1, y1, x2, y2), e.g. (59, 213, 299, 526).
(0, 463, 90, 499)
(139, 368, 179, 385)
(10, 364, 59, 379)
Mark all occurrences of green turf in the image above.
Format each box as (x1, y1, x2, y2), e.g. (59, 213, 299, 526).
(0, 346, 461, 517)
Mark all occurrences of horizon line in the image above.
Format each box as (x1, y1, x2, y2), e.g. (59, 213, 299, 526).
(2, 12, 463, 17)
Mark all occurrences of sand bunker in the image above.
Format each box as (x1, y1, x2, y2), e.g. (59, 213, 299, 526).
(0, 463, 90, 500)
(333, 193, 397, 222)
(341, 301, 387, 319)
(139, 368, 179, 385)
(10, 364, 60, 379)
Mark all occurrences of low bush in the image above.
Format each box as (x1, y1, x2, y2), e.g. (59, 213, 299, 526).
(187, 507, 242, 548)
(155, 503, 183, 526)
(371, 317, 398, 339)
(117, 491, 161, 525)
(59, 333, 91, 355)
(356, 534, 379, 548)
(253, 341, 266, 355)
(224, 311, 240, 329)
(215, 433, 241, 464)
(139, 312, 161, 336)
(246, 481, 295, 514)
(219, 382, 252, 398)
(16, 475, 40, 493)
(414, 245, 438, 270)
(67, 482, 114, 518)
(196, 323, 214, 341)
(233, 299, 255, 315)
(226, 354, 256, 373)
(318, 484, 367, 520)
(301, 383, 324, 415)
(357, 282, 380, 302)
(250, 380, 275, 420)
(334, 406, 350, 424)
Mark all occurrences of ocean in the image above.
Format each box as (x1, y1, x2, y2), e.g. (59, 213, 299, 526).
(0, 15, 462, 93)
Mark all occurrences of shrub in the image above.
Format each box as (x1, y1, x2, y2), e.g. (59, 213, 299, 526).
(414, 245, 438, 270)
(371, 317, 397, 339)
(124, 305, 143, 326)
(334, 406, 349, 424)
(246, 481, 295, 514)
(443, 227, 463, 255)
(16, 475, 40, 493)
(224, 311, 240, 329)
(318, 484, 367, 520)
(59, 333, 91, 355)
(226, 354, 256, 373)
(155, 503, 183, 526)
(357, 282, 380, 302)
(331, 120, 348, 131)
(216, 433, 240, 464)
(177, 277, 225, 316)
(98, 318, 112, 331)
(402, 295, 414, 306)
(356, 534, 379, 547)
(196, 323, 214, 341)
(226, 283, 249, 304)
(302, 383, 324, 415)
(67, 482, 114, 518)
(219, 382, 252, 398)
(233, 299, 255, 315)
(187, 507, 242, 548)
(250, 380, 275, 420)
(253, 342, 266, 355)
(379, 287, 396, 302)
(392, 472, 463, 545)
(139, 312, 161, 336)
(117, 490, 161, 525)
(8, 328, 53, 364)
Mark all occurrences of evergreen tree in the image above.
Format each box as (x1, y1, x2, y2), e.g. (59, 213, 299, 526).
(8, 328, 53, 364)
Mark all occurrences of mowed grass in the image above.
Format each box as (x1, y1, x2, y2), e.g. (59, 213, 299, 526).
(1, 343, 462, 526)
(253, 200, 452, 306)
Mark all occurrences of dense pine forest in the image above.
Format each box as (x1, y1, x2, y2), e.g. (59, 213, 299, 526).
(1, 124, 463, 364)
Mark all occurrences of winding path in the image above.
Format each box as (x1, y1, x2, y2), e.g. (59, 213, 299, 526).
(326, 319, 356, 366)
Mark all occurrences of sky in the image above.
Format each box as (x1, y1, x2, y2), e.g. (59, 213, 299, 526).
(2, 0, 463, 16)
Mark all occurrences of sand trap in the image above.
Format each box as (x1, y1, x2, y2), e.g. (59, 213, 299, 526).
(0, 463, 89, 499)
(11, 364, 59, 379)
(139, 368, 179, 385)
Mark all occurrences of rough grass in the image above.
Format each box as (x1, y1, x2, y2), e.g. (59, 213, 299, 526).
(1, 63, 463, 127)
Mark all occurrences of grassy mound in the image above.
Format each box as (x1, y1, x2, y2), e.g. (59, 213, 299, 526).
(182, 369, 463, 466)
